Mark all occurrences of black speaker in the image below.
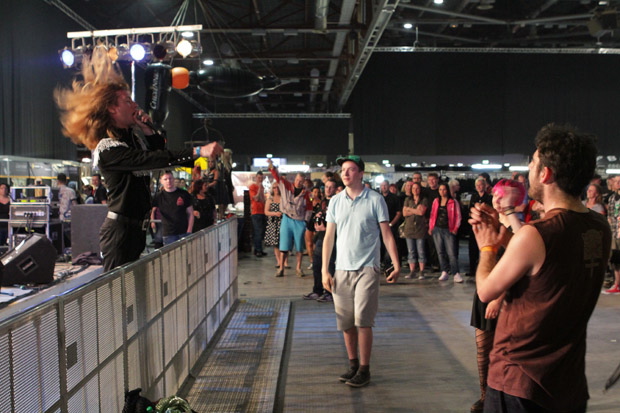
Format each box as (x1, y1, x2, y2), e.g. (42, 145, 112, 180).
(0, 234, 56, 286)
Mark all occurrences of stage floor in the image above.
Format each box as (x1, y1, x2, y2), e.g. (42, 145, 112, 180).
(186, 241, 620, 412)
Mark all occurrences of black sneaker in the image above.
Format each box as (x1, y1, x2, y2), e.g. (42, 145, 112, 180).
(345, 369, 370, 388)
(317, 293, 333, 302)
(338, 366, 358, 382)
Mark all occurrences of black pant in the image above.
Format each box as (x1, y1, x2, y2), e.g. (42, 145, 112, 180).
(312, 237, 335, 295)
(100, 218, 147, 272)
(484, 387, 586, 413)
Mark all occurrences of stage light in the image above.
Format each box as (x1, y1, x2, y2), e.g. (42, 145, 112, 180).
(203, 59, 214, 66)
(129, 43, 147, 61)
(61, 25, 204, 68)
(60, 49, 75, 67)
(403, 23, 413, 29)
(176, 39, 192, 58)
(152, 41, 175, 60)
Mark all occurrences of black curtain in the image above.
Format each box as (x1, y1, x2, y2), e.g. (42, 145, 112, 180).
(0, 0, 80, 159)
(348, 52, 620, 156)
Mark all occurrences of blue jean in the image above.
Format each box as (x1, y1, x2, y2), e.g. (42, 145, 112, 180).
(431, 227, 459, 274)
(251, 214, 267, 253)
(163, 233, 190, 246)
(405, 237, 426, 264)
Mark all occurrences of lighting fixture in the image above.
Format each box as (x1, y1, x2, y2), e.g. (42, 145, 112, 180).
(60, 25, 203, 68)
(434, 0, 444, 4)
(203, 59, 214, 66)
(472, 163, 502, 170)
(129, 43, 148, 61)
(176, 39, 192, 58)
(60, 48, 75, 67)
(509, 166, 529, 172)
(477, 0, 495, 10)
(606, 168, 620, 174)
(152, 41, 175, 60)
(403, 23, 413, 29)
(374, 175, 385, 184)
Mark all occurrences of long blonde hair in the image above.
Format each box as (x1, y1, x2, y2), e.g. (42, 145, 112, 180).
(54, 46, 129, 150)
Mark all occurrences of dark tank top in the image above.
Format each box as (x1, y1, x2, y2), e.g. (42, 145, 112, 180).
(488, 208, 611, 411)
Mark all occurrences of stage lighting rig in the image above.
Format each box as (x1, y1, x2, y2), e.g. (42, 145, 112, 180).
(58, 25, 202, 67)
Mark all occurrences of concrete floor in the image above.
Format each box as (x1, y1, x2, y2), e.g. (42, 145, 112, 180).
(208, 242, 620, 412)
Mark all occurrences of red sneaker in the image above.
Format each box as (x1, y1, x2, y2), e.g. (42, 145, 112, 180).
(604, 285, 620, 294)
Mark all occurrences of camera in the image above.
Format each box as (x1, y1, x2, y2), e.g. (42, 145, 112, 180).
(313, 212, 326, 227)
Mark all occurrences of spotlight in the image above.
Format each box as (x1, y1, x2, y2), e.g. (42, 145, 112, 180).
(176, 39, 192, 58)
(403, 23, 413, 29)
(203, 59, 214, 66)
(60, 48, 75, 67)
(129, 43, 148, 61)
(176, 39, 201, 58)
(152, 41, 175, 60)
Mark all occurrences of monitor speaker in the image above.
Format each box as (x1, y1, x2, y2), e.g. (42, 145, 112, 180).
(0, 234, 56, 286)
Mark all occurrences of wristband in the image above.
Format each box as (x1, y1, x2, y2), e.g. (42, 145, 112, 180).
(481, 245, 497, 254)
(195, 147, 201, 157)
(504, 206, 515, 216)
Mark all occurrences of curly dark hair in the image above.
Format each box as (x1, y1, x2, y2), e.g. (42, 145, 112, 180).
(534, 123, 598, 197)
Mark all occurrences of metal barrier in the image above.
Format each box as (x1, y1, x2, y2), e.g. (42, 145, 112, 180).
(0, 218, 238, 412)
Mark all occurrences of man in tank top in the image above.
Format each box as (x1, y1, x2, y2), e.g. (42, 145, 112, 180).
(469, 124, 611, 413)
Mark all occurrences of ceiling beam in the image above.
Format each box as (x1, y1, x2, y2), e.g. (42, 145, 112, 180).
(338, 0, 401, 110)
(399, 3, 507, 25)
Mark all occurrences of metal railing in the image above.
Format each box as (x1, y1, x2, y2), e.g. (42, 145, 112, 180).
(0, 218, 238, 412)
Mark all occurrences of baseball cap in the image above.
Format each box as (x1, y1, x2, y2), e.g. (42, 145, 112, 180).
(336, 155, 365, 171)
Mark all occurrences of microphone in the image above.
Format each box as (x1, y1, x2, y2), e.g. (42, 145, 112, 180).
(136, 109, 165, 136)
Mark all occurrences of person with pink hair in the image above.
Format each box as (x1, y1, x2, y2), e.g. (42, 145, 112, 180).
(469, 178, 525, 412)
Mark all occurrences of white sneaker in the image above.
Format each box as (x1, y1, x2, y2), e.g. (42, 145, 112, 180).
(307, 263, 313, 270)
(453, 273, 464, 283)
(438, 271, 449, 281)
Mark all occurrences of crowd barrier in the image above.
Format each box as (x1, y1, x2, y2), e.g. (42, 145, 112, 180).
(0, 218, 238, 412)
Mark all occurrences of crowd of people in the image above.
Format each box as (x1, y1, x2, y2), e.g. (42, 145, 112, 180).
(45, 43, 620, 413)
(239, 132, 619, 409)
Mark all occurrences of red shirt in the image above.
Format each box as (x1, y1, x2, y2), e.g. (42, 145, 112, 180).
(249, 183, 265, 215)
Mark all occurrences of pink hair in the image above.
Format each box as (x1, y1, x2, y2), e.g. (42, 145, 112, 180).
(492, 179, 526, 205)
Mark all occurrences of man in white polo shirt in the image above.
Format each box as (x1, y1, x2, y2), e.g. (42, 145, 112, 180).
(322, 154, 400, 388)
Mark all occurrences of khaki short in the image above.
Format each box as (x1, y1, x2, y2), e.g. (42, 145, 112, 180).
(332, 267, 380, 331)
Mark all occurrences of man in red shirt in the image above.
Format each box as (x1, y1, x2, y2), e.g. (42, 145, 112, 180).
(249, 171, 267, 257)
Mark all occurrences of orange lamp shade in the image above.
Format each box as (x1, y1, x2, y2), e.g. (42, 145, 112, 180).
(171, 67, 190, 89)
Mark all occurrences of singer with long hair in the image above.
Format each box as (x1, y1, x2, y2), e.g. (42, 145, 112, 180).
(54, 46, 222, 271)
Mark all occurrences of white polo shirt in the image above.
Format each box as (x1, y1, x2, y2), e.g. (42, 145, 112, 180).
(326, 187, 389, 270)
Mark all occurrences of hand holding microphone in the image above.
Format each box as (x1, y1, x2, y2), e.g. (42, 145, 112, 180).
(134, 108, 160, 135)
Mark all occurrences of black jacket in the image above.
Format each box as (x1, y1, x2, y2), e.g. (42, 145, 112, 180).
(96, 128, 195, 219)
